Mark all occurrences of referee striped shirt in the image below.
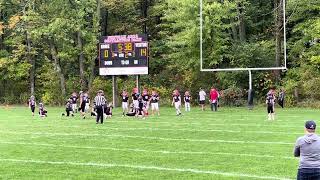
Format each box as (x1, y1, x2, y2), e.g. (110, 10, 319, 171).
(94, 95, 106, 106)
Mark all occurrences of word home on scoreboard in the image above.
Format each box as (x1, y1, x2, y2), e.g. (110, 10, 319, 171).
(99, 34, 149, 75)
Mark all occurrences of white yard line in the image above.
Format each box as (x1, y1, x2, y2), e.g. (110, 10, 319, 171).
(0, 141, 295, 159)
(9, 125, 303, 135)
(0, 158, 294, 180)
(101, 120, 303, 128)
(0, 121, 305, 129)
(0, 121, 304, 130)
(0, 131, 294, 145)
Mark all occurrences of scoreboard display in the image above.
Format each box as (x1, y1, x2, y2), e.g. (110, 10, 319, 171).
(99, 34, 149, 75)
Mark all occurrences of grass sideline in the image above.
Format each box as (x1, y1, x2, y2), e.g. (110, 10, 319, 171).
(0, 105, 319, 179)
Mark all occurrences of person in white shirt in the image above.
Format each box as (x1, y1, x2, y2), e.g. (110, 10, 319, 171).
(199, 88, 206, 111)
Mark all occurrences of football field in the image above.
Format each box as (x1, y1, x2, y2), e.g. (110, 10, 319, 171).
(0, 106, 319, 179)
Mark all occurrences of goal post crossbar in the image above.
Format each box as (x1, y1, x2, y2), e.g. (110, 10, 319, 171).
(201, 67, 287, 72)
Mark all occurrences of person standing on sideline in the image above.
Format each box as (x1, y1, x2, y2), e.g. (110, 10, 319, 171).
(278, 88, 285, 108)
(294, 120, 320, 180)
(209, 87, 219, 112)
(199, 88, 206, 111)
(28, 95, 36, 116)
(150, 90, 160, 116)
(184, 91, 191, 112)
(266, 92, 275, 120)
(94, 90, 106, 124)
(121, 90, 129, 116)
(172, 90, 182, 116)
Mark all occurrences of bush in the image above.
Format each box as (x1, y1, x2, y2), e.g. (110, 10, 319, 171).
(89, 77, 112, 102)
(220, 86, 245, 106)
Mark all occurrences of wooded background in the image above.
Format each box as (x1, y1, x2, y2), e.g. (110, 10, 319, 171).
(0, 0, 319, 106)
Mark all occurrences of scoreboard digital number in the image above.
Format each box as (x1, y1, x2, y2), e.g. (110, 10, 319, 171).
(99, 34, 149, 75)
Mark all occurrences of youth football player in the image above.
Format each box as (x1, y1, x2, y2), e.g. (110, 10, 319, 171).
(126, 103, 136, 116)
(184, 91, 191, 112)
(39, 103, 47, 118)
(121, 90, 129, 116)
(172, 90, 182, 116)
(136, 95, 146, 118)
(132, 88, 140, 113)
(104, 103, 113, 119)
(150, 91, 160, 116)
(85, 93, 90, 112)
(70, 92, 78, 113)
(80, 92, 90, 119)
(28, 95, 36, 116)
(266, 92, 275, 120)
(142, 89, 150, 115)
(63, 99, 74, 117)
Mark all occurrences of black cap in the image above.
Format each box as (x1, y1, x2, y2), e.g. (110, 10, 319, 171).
(305, 120, 316, 130)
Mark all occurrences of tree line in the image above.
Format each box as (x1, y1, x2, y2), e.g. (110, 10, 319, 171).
(0, 0, 319, 106)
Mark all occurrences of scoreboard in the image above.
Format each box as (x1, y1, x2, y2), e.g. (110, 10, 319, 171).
(99, 34, 149, 75)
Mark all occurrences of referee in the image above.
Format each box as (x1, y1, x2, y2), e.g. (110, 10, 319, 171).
(94, 90, 107, 124)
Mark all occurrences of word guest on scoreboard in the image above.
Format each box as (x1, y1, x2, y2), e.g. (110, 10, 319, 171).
(99, 34, 149, 75)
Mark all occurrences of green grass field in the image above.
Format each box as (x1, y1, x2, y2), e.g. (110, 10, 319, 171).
(0, 105, 319, 180)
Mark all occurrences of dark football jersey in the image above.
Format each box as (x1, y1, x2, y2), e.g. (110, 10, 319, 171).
(184, 95, 191, 103)
(121, 95, 129, 102)
(142, 94, 149, 101)
(132, 93, 139, 100)
(71, 96, 77, 104)
(150, 95, 159, 103)
(173, 95, 180, 102)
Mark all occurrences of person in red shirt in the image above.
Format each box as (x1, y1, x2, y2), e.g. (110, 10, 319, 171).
(210, 87, 219, 111)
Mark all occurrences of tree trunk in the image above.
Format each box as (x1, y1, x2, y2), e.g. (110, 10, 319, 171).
(274, 0, 282, 80)
(141, 0, 148, 34)
(88, 57, 97, 90)
(26, 32, 35, 95)
(77, 31, 86, 90)
(88, 0, 101, 90)
(101, 8, 108, 36)
(50, 41, 66, 97)
(231, 19, 238, 41)
(238, 2, 246, 41)
(0, 9, 3, 50)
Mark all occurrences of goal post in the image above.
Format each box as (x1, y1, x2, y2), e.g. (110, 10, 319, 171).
(199, 0, 288, 108)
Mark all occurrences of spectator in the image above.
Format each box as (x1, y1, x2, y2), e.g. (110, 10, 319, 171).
(278, 88, 285, 108)
(210, 87, 219, 112)
(294, 120, 320, 180)
(199, 88, 206, 111)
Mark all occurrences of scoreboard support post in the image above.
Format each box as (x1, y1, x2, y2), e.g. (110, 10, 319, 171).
(112, 76, 118, 108)
(136, 75, 140, 92)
